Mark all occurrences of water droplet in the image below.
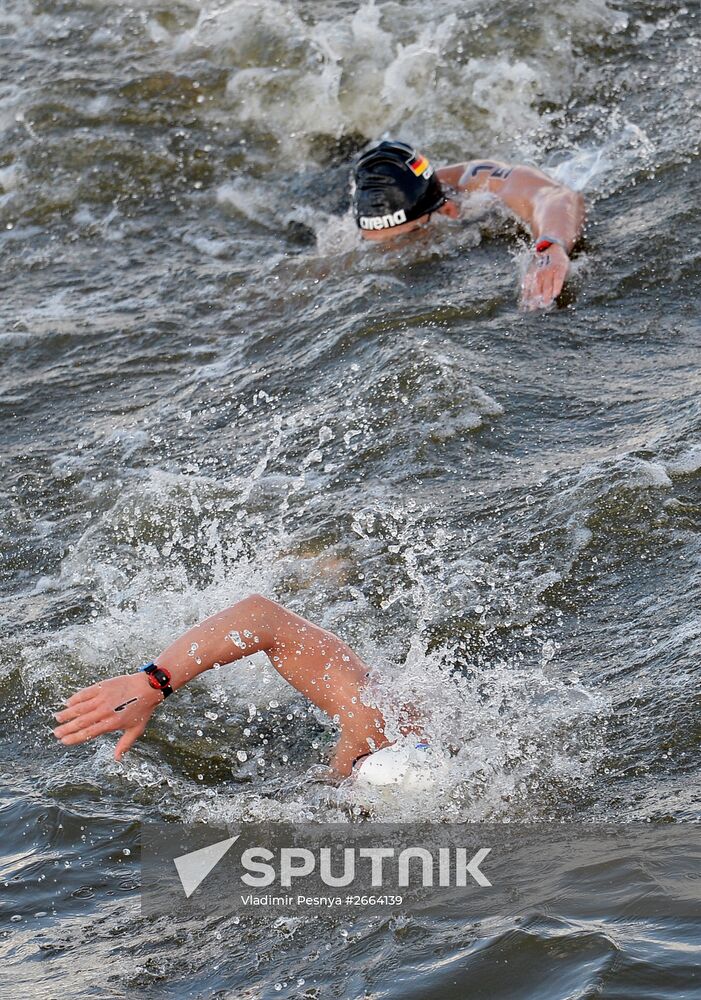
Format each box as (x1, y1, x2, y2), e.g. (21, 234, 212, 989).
(541, 640, 557, 663)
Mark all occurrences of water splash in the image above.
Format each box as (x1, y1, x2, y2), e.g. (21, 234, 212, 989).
(21, 410, 609, 826)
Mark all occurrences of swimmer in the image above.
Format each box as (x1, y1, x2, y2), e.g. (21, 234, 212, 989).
(352, 140, 586, 311)
(52, 594, 421, 780)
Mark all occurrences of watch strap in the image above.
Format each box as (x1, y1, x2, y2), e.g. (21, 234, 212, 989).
(535, 234, 568, 253)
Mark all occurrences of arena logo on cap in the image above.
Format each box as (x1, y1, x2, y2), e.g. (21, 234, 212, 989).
(359, 209, 408, 230)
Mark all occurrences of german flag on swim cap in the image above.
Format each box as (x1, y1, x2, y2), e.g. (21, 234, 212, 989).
(408, 151, 431, 177)
(352, 140, 446, 231)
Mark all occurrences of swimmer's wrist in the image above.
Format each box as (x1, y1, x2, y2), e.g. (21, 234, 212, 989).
(138, 661, 173, 698)
(136, 656, 211, 696)
(135, 671, 166, 707)
(534, 235, 570, 255)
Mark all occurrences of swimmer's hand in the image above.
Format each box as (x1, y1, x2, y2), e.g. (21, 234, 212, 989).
(53, 673, 163, 761)
(520, 243, 570, 311)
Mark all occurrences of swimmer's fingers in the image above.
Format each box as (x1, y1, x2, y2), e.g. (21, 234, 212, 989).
(532, 262, 553, 308)
(521, 266, 556, 311)
(53, 674, 159, 756)
(542, 270, 557, 306)
(548, 260, 568, 301)
(54, 704, 111, 739)
(543, 251, 569, 304)
(65, 684, 103, 707)
(115, 723, 148, 762)
(56, 716, 122, 747)
(54, 698, 101, 724)
(520, 246, 569, 311)
(520, 261, 545, 311)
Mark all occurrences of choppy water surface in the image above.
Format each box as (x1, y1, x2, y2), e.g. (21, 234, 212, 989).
(1, 0, 699, 996)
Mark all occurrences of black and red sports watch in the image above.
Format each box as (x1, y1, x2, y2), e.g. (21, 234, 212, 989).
(139, 661, 173, 698)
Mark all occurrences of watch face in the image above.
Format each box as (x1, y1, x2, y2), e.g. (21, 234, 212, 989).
(141, 663, 171, 693)
(145, 667, 169, 689)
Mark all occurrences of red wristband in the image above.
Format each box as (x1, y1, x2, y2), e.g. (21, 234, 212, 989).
(535, 235, 567, 253)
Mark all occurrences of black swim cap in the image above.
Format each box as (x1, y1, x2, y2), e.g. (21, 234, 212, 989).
(352, 140, 446, 232)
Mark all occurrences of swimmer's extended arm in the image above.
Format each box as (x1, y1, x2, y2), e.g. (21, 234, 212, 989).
(437, 160, 586, 310)
(53, 595, 387, 774)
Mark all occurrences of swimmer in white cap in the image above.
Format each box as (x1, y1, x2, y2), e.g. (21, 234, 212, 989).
(53, 594, 429, 784)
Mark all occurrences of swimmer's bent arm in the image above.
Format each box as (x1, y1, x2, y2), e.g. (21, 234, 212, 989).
(437, 160, 586, 309)
(53, 595, 388, 775)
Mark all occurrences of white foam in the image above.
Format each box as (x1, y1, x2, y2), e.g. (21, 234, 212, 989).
(158, 0, 628, 160)
(0, 163, 19, 193)
(665, 445, 701, 478)
(352, 633, 607, 821)
(216, 178, 273, 223)
(549, 121, 656, 196)
(189, 234, 232, 258)
(27, 409, 609, 824)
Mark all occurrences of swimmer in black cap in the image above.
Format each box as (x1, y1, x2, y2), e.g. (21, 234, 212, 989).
(352, 140, 585, 311)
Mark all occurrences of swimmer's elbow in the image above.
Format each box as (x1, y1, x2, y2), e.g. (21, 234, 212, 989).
(235, 593, 287, 648)
(244, 593, 283, 616)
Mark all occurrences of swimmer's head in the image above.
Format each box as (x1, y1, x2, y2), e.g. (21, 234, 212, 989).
(352, 140, 452, 241)
(353, 741, 443, 794)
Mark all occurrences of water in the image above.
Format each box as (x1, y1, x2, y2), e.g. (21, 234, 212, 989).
(1, 0, 700, 995)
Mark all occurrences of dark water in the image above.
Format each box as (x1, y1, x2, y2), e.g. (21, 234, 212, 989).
(1, 0, 700, 996)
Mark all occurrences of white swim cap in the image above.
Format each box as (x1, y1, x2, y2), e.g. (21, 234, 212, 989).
(354, 742, 442, 793)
